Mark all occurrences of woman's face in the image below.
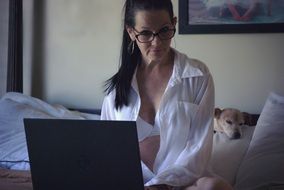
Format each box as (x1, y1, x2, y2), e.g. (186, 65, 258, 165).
(127, 10, 176, 64)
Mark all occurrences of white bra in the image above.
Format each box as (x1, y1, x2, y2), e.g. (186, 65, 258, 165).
(136, 116, 160, 142)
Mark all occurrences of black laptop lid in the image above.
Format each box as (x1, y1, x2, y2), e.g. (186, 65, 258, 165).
(24, 119, 144, 190)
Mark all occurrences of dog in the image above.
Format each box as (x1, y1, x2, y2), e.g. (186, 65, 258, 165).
(214, 108, 245, 139)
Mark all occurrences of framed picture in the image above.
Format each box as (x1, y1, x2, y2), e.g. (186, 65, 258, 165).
(179, 0, 284, 34)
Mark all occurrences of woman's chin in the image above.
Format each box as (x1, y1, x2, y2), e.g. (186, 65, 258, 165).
(148, 53, 165, 62)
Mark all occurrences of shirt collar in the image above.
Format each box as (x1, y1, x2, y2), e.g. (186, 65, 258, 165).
(131, 48, 205, 90)
(168, 49, 204, 86)
(173, 48, 204, 79)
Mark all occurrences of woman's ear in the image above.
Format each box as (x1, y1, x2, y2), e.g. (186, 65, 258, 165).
(172, 16, 177, 27)
(126, 25, 136, 41)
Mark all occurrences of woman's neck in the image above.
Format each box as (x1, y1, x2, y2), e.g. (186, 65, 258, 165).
(140, 49, 174, 71)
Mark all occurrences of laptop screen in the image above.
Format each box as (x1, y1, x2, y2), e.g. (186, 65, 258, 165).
(24, 119, 144, 190)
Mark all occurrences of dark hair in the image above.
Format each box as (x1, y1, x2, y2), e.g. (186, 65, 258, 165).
(104, 0, 174, 110)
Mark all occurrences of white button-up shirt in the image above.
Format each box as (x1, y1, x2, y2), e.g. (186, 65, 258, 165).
(101, 49, 215, 187)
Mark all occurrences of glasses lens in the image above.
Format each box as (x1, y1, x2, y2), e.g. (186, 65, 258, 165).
(137, 32, 153, 43)
(159, 29, 175, 40)
(135, 28, 175, 43)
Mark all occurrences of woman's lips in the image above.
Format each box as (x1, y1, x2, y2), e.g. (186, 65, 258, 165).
(151, 49, 162, 53)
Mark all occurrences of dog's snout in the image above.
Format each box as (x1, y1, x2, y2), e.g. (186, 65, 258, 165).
(232, 132, 241, 139)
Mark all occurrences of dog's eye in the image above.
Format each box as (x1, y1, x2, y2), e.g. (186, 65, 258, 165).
(226, 120, 232, 125)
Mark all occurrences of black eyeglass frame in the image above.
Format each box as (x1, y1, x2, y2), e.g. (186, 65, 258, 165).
(133, 27, 176, 43)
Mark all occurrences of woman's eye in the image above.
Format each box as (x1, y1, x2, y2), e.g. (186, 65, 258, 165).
(159, 27, 170, 33)
(226, 120, 232, 125)
(140, 31, 153, 36)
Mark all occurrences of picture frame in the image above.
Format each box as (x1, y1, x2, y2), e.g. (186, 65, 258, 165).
(178, 0, 284, 34)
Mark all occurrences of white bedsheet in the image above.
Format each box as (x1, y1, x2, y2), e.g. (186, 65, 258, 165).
(0, 92, 100, 170)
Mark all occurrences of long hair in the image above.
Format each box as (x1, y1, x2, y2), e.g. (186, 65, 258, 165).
(104, 0, 174, 110)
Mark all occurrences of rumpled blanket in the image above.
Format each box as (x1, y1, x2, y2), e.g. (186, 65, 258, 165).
(0, 92, 99, 170)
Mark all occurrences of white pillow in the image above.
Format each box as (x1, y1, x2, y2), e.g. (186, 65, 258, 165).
(0, 99, 52, 170)
(0, 92, 100, 170)
(210, 125, 255, 185)
(234, 92, 284, 190)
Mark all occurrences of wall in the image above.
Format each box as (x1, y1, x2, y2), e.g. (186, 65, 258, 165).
(24, 0, 284, 114)
(0, 0, 9, 97)
(23, 0, 33, 97)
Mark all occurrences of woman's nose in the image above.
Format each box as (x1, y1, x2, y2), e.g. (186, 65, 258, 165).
(151, 35, 162, 46)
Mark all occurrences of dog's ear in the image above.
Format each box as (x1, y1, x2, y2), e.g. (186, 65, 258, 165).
(242, 112, 259, 126)
(214, 108, 222, 119)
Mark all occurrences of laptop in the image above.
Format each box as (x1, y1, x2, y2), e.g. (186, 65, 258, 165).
(24, 119, 144, 190)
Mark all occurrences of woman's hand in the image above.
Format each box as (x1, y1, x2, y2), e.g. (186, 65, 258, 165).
(145, 184, 172, 190)
(145, 186, 159, 190)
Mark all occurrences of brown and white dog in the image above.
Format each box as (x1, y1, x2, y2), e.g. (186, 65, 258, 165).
(214, 108, 245, 139)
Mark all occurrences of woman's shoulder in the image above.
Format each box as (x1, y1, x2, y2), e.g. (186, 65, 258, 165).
(173, 49, 211, 77)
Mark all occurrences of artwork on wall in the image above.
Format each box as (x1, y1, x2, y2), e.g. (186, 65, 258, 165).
(179, 0, 284, 34)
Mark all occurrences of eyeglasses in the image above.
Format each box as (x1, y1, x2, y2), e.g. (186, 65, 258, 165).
(133, 26, 176, 43)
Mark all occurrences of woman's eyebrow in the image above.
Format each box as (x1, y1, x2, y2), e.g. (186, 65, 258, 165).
(140, 23, 172, 31)
(140, 26, 151, 30)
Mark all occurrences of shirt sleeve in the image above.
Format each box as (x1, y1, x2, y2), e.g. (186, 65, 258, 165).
(100, 92, 116, 120)
(145, 73, 215, 187)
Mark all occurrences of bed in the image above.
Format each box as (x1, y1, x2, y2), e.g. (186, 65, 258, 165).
(0, 92, 284, 190)
(0, 92, 100, 190)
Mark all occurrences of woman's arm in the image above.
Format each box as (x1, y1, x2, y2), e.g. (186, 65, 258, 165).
(100, 92, 116, 120)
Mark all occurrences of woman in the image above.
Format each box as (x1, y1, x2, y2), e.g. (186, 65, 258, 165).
(101, 0, 232, 189)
